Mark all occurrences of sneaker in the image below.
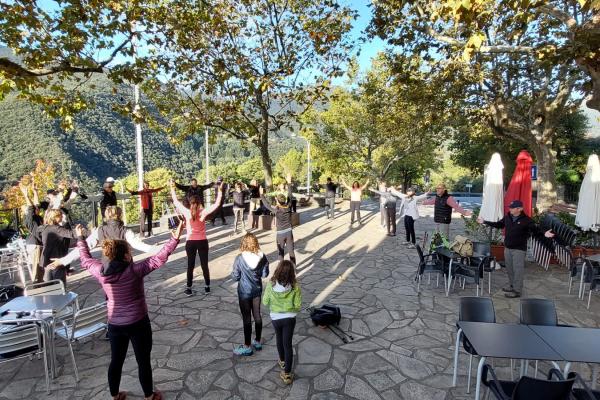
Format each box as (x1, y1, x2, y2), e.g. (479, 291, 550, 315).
(407, 244, 416, 249)
(505, 291, 521, 298)
(233, 345, 253, 356)
(252, 339, 262, 351)
(278, 360, 285, 370)
(502, 285, 514, 292)
(205, 286, 211, 293)
(280, 371, 294, 385)
(402, 241, 411, 245)
(184, 287, 194, 297)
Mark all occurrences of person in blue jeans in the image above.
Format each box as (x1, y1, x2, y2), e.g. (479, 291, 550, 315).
(232, 233, 270, 356)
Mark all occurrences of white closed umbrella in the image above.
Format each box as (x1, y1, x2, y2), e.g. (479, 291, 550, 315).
(575, 154, 600, 232)
(479, 153, 504, 222)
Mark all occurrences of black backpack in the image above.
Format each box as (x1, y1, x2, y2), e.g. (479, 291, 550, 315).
(310, 304, 341, 326)
(309, 304, 353, 343)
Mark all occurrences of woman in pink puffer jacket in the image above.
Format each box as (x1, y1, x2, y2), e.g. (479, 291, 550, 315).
(76, 221, 184, 400)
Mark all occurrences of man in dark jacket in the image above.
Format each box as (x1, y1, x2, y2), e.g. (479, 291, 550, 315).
(174, 178, 213, 206)
(323, 177, 338, 219)
(210, 176, 228, 225)
(478, 200, 554, 298)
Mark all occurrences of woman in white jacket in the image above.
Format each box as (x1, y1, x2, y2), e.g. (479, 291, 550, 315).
(392, 187, 430, 248)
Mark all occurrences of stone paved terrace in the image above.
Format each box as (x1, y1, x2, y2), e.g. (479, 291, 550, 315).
(2, 201, 600, 400)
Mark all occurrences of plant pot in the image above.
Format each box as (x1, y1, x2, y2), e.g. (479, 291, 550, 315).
(491, 244, 505, 261)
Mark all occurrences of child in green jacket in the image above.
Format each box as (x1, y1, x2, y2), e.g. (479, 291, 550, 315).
(262, 260, 301, 385)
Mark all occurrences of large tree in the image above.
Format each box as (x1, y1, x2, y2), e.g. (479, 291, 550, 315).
(370, 0, 591, 210)
(303, 56, 445, 183)
(0, 1, 161, 126)
(143, 0, 356, 187)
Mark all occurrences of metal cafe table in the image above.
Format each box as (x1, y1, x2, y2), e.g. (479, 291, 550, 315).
(0, 292, 78, 378)
(457, 321, 563, 400)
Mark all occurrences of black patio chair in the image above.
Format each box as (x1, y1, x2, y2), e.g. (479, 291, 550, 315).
(482, 364, 575, 400)
(414, 245, 445, 292)
(519, 298, 571, 377)
(548, 369, 600, 400)
(450, 256, 490, 297)
(452, 296, 496, 392)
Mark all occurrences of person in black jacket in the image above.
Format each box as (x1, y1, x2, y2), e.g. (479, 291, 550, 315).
(35, 209, 79, 286)
(19, 180, 45, 282)
(230, 182, 249, 235)
(478, 200, 554, 298)
(210, 177, 228, 226)
(231, 233, 269, 356)
(174, 178, 213, 206)
(100, 179, 118, 220)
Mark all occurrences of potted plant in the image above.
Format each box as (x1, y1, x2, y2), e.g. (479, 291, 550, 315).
(462, 209, 505, 261)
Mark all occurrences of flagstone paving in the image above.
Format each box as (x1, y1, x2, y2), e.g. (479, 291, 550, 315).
(2, 201, 600, 400)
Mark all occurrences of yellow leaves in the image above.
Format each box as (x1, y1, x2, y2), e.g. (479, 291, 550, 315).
(107, 1, 123, 12)
(462, 32, 486, 62)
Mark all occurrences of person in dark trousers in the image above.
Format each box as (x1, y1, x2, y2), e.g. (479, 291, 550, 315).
(323, 178, 338, 219)
(34, 209, 77, 286)
(174, 178, 213, 206)
(341, 178, 370, 226)
(247, 179, 262, 230)
(422, 183, 471, 238)
(210, 176, 228, 225)
(231, 233, 269, 356)
(170, 180, 223, 296)
(260, 184, 296, 264)
(370, 186, 401, 236)
(127, 182, 164, 237)
(230, 182, 249, 235)
(77, 220, 184, 400)
(393, 187, 430, 248)
(478, 200, 554, 298)
(262, 260, 302, 385)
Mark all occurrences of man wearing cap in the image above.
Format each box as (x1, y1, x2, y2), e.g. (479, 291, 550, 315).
(210, 177, 228, 225)
(422, 183, 472, 238)
(97, 178, 130, 222)
(478, 200, 554, 298)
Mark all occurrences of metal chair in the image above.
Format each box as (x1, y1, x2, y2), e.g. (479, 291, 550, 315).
(566, 371, 600, 399)
(482, 364, 575, 400)
(584, 260, 600, 309)
(0, 323, 49, 392)
(569, 257, 591, 298)
(55, 302, 108, 381)
(451, 256, 490, 297)
(25, 280, 78, 322)
(452, 296, 496, 392)
(414, 245, 446, 292)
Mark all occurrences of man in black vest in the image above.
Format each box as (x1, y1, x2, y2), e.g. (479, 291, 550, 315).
(423, 183, 471, 238)
(174, 178, 213, 206)
(478, 200, 554, 298)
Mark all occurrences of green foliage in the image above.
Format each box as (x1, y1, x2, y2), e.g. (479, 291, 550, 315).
(236, 158, 265, 183)
(462, 208, 504, 245)
(275, 149, 306, 183)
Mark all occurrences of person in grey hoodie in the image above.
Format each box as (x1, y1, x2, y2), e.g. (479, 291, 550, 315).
(231, 233, 270, 356)
(260, 184, 296, 264)
(370, 186, 402, 237)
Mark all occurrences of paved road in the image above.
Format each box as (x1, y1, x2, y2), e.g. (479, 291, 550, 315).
(0, 200, 598, 400)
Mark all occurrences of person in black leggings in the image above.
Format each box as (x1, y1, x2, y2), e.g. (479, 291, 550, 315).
(232, 233, 270, 356)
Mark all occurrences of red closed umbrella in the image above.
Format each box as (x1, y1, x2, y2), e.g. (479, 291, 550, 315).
(504, 150, 533, 216)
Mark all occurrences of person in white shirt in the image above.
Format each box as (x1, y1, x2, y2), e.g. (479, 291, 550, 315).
(341, 178, 370, 226)
(392, 187, 430, 248)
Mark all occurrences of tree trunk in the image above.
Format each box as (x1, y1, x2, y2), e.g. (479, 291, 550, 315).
(531, 141, 558, 212)
(258, 130, 273, 189)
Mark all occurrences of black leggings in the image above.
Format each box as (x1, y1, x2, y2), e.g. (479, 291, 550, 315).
(185, 239, 209, 288)
(272, 317, 296, 373)
(404, 215, 416, 244)
(108, 315, 153, 397)
(238, 296, 262, 346)
(385, 206, 396, 234)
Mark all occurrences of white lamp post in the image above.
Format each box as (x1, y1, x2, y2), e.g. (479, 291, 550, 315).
(292, 134, 311, 196)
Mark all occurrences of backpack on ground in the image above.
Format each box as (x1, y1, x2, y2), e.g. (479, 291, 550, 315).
(308, 304, 354, 344)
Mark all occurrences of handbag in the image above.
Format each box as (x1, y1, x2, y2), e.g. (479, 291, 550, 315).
(451, 235, 474, 257)
(162, 202, 183, 230)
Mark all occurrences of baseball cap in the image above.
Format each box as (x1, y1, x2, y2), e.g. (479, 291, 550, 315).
(217, 176, 223, 182)
(106, 177, 115, 183)
(508, 200, 524, 208)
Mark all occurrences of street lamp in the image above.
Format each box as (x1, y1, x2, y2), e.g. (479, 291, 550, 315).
(292, 134, 311, 196)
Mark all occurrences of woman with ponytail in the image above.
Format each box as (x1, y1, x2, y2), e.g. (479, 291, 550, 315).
(170, 179, 223, 296)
